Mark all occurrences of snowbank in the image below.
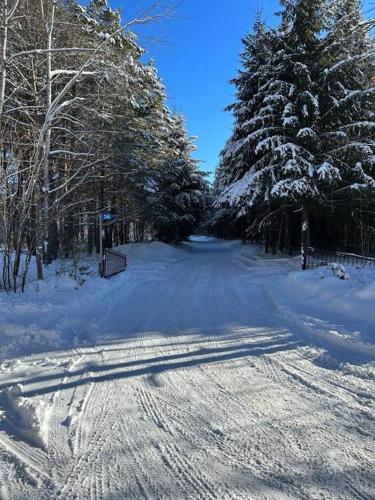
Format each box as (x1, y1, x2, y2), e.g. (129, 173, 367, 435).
(5, 384, 50, 449)
(118, 241, 179, 263)
(234, 243, 374, 358)
(0, 323, 61, 360)
(281, 264, 375, 355)
(0, 242, 180, 360)
(287, 265, 375, 330)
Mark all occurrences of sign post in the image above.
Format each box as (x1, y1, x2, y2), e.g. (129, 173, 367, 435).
(98, 210, 116, 277)
(99, 213, 104, 277)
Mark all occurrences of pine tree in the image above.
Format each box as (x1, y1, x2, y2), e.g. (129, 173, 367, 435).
(151, 115, 209, 242)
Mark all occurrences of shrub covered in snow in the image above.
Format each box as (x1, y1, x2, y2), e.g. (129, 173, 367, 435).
(327, 263, 350, 280)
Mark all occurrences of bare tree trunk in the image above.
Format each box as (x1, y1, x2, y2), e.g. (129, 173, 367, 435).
(1, 2, 9, 291)
(42, 0, 56, 264)
(0, 0, 18, 116)
(87, 223, 94, 256)
(264, 227, 269, 254)
(0, 0, 9, 118)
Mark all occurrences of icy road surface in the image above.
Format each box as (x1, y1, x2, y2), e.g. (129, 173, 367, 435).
(0, 239, 374, 499)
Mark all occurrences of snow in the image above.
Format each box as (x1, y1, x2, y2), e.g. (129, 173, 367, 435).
(296, 127, 316, 139)
(0, 240, 374, 498)
(215, 169, 256, 206)
(5, 385, 50, 449)
(317, 161, 341, 181)
(0, 242, 181, 358)
(255, 135, 284, 155)
(284, 263, 375, 348)
(188, 235, 216, 242)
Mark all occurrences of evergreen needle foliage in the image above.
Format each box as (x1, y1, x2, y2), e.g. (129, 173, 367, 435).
(214, 0, 375, 257)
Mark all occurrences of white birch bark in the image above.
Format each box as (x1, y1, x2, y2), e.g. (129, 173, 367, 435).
(42, 0, 56, 262)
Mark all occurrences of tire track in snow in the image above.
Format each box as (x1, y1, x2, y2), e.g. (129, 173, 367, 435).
(0, 425, 49, 478)
(52, 378, 117, 499)
(0, 438, 55, 493)
(149, 335, 305, 498)
(131, 320, 260, 499)
(260, 354, 375, 499)
(136, 381, 233, 498)
(164, 328, 362, 500)
(140, 385, 263, 482)
(2, 240, 374, 499)
(278, 350, 374, 405)
(157, 442, 220, 500)
(117, 409, 167, 499)
(72, 379, 95, 455)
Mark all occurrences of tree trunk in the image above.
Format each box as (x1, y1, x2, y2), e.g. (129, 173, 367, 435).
(284, 209, 292, 255)
(42, 1, 56, 264)
(0, 0, 9, 118)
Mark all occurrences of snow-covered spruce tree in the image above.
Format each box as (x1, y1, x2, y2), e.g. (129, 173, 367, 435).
(150, 115, 209, 242)
(216, 2, 330, 263)
(216, 14, 274, 198)
(104, 60, 179, 245)
(213, 14, 278, 243)
(318, 0, 375, 253)
(215, 0, 375, 261)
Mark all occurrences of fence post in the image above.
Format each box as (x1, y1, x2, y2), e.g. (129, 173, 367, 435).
(301, 207, 310, 270)
(99, 213, 104, 277)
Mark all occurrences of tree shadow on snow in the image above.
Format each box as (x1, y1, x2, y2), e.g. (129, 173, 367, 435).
(6, 333, 303, 398)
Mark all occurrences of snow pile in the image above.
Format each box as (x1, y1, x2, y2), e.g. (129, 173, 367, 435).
(0, 251, 96, 293)
(117, 241, 179, 264)
(341, 361, 375, 380)
(235, 243, 299, 273)
(0, 242, 180, 360)
(0, 323, 61, 359)
(284, 264, 375, 347)
(5, 384, 50, 449)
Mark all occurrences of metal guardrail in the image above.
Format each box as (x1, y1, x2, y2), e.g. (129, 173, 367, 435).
(103, 249, 127, 278)
(307, 248, 375, 269)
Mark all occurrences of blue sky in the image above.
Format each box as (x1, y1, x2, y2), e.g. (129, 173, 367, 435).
(110, 0, 374, 181)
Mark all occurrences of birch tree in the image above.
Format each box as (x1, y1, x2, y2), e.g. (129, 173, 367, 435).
(1, 0, 205, 291)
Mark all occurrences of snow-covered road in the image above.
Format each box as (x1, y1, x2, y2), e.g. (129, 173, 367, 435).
(0, 239, 374, 499)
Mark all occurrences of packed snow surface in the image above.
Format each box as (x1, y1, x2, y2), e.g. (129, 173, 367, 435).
(0, 239, 374, 499)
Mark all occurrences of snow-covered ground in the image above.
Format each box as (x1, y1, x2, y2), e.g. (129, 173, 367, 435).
(0, 239, 374, 499)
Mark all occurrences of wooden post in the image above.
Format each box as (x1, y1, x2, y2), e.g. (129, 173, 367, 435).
(99, 213, 104, 277)
(301, 207, 310, 270)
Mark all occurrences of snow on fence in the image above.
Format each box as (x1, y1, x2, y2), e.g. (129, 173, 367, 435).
(103, 249, 127, 278)
(307, 248, 375, 269)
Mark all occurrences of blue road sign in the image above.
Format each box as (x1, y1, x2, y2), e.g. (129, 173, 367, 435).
(101, 212, 115, 222)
